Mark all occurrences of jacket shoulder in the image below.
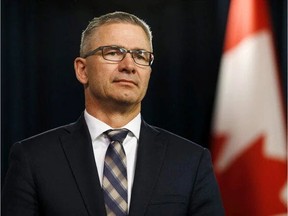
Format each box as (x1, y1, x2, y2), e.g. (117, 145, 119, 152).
(13, 115, 87, 152)
(145, 122, 206, 154)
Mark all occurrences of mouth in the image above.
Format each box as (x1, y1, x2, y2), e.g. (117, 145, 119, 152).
(114, 79, 137, 86)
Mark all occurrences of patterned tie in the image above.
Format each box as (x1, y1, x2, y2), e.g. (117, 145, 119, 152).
(103, 129, 129, 216)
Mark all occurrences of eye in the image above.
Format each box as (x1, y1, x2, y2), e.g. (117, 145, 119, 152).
(134, 50, 149, 61)
(104, 48, 123, 57)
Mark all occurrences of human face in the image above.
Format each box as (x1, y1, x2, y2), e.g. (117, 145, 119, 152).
(75, 23, 152, 110)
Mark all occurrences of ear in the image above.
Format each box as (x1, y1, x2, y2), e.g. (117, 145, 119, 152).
(74, 57, 88, 84)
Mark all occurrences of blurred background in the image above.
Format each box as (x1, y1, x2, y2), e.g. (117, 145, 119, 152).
(2, 0, 286, 185)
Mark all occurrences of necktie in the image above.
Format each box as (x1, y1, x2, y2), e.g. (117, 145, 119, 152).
(103, 129, 129, 216)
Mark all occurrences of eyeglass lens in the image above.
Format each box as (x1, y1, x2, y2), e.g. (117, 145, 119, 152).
(102, 47, 152, 66)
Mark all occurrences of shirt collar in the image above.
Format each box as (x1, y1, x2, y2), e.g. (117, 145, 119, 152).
(84, 110, 141, 141)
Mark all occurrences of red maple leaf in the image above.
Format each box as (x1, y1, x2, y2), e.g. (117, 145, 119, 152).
(212, 134, 287, 215)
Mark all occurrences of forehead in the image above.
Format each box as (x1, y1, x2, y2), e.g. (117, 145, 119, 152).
(90, 23, 151, 50)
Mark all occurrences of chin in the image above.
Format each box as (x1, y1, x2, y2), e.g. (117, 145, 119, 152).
(115, 98, 137, 106)
(113, 95, 140, 106)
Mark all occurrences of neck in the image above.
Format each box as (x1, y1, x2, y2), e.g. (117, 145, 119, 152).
(85, 101, 141, 128)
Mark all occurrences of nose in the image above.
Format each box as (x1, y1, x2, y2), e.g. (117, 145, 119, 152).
(118, 53, 136, 73)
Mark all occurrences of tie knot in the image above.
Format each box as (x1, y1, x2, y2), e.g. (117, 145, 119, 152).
(104, 129, 129, 144)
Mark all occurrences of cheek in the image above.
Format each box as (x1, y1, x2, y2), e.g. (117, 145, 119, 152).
(142, 71, 151, 87)
(87, 63, 111, 83)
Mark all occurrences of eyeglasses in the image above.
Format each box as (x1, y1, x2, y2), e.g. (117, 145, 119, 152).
(82, 45, 154, 66)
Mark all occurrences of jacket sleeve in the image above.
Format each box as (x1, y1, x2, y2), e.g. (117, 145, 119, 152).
(2, 142, 39, 216)
(188, 149, 225, 215)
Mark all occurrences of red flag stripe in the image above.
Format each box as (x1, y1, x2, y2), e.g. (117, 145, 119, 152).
(224, 0, 270, 52)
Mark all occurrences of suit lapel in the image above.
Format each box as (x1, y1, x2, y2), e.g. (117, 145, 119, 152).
(129, 121, 166, 216)
(60, 115, 106, 216)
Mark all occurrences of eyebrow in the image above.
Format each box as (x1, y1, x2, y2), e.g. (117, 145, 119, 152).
(107, 44, 151, 52)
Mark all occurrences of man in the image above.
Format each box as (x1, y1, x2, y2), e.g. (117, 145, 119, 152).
(2, 11, 224, 216)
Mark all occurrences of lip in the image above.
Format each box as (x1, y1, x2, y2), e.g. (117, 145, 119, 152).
(114, 79, 137, 86)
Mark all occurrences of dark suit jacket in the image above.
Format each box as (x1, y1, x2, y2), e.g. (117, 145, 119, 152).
(2, 114, 224, 216)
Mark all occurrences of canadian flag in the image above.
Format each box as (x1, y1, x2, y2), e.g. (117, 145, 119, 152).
(211, 0, 287, 215)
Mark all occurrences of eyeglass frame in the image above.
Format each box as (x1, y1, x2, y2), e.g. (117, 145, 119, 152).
(81, 45, 154, 66)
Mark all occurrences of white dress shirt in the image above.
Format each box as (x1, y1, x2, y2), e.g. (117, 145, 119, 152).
(84, 110, 140, 209)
